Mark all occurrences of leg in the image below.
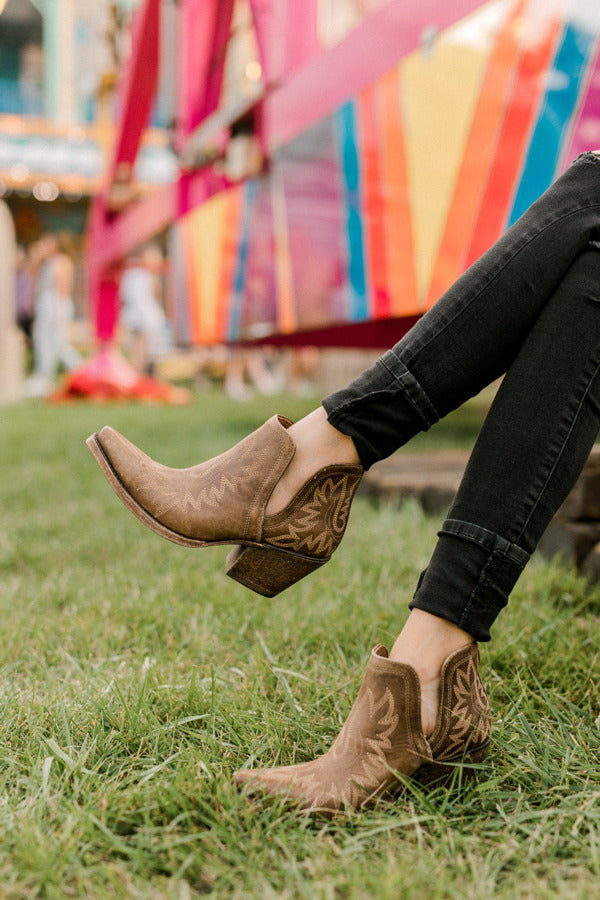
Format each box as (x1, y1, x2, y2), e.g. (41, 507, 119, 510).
(410, 242, 600, 642)
(26, 294, 57, 397)
(236, 245, 600, 810)
(262, 155, 600, 742)
(130, 330, 150, 375)
(394, 241, 600, 732)
(56, 329, 82, 373)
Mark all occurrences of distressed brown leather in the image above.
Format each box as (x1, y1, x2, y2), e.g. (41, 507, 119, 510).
(261, 466, 364, 558)
(92, 415, 363, 553)
(235, 642, 491, 813)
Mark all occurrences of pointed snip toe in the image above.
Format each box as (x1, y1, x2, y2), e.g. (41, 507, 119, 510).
(86, 415, 363, 596)
(234, 642, 491, 814)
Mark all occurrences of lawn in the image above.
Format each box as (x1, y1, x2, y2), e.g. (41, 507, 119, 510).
(1, 390, 599, 899)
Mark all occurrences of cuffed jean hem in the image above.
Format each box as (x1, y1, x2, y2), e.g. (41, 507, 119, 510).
(322, 350, 440, 469)
(408, 518, 531, 642)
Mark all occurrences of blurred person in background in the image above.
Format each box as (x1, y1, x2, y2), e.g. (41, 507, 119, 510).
(284, 346, 320, 396)
(25, 232, 81, 397)
(119, 243, 169, 376)
(224, 347, 281, 402)
(14, 244, 35, 348)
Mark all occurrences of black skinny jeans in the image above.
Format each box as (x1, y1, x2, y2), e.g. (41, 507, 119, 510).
(322, 152, 600, 642)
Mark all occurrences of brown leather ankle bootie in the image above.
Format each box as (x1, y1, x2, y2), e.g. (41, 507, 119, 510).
(86, 415, 363, 597)
(235, 642, 491, 813)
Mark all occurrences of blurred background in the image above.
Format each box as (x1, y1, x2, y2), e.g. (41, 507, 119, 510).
(1, 0, 600, 405)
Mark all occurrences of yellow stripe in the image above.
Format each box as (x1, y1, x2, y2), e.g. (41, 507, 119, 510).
(188, 195, 230, 344)
(401, 9, 493, 301)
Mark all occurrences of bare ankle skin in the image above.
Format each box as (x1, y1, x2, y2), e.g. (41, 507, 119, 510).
(389, 609, 474, 736)
(266, 407, 361, 515)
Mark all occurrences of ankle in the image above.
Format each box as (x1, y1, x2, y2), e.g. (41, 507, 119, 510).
(266, 408, 361, 515)
(389, 610, 473, 673)
(389, 610, 474, 736)
(287, 407, 361, 468)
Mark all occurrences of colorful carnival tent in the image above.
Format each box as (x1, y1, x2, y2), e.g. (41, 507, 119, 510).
(87, 0, 600, 355)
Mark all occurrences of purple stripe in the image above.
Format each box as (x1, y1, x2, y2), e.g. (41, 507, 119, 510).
(562, 38, 600, 168)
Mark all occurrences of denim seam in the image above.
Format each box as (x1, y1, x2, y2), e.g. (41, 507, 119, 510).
(458, 550, 503, 637)
(514, 357, 600, 545)
(397, 201, 600, 366)
(440, 518, 530, 568)
(378, 353, 439, 428)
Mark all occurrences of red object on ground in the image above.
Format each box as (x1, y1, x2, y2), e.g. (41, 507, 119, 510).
(51, 346, 191, 404)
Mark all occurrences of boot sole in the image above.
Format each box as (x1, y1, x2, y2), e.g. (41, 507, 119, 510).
(86, 432, 327, 597)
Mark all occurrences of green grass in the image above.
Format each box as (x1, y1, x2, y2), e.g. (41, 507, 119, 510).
(1, 390, 599, 899)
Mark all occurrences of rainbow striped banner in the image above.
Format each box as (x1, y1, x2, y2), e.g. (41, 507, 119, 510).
(172, 0, 600, 345)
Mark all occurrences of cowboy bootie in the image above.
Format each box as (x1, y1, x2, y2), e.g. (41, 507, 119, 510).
(86, 415, 363, 597)
(234, 642, 491, 813)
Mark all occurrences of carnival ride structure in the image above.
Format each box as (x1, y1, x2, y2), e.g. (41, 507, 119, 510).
(86, 0, 600, 365)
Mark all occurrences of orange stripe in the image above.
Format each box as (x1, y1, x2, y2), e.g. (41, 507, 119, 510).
(188, 208, 209, 343)
(270, 171, 297, 333)
(204, 195, 232, 343)
(375, 67, 418, 316)
(215, 188, 242, 342)
(183, 212, 203, 343)
(465, 13, 562, 266)
(426, 0, 526, 304)
(357, 85, 390, 318)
